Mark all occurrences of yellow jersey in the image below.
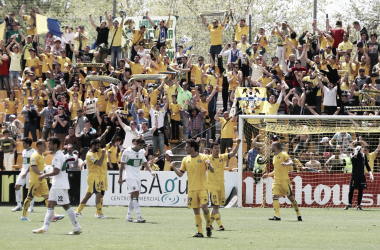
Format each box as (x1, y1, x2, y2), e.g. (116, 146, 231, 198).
(106, 144, 118, 164)
(69, 101, 83, 120)
(146, 66, 159, 85)
(149, 89, 160, 106)
(366, 152, 376, 173)
(129, 62, 143, 75)
(40, 53, 54, 73)
(273, 151, 291, 182)
(164, 160, 171, 171)
(97, 149, 108, 175)
(110, 26, 123, 47)
(164, 84, 177, 103)
(87, 151, 100, 177)
(256, 35, 269, 51)
(191, 64, 209, 85)
(132, 30, 146, 45)
(358, 62, 371, 77)
(228, 71, 240, 90)
(338, 41, 353, 61)
(219, 117, 234, 140)
(29, 151, 45, 183)
(94, 90, 107, 112)
(320, 36, 334, 50)
(169, 103, 181, 121)
(207, 24, 223, 46)
(4, 98, 17, 115)
(273, 30, 284, 46)
(23, 15, 35, 36)
(234, 24, 249, 41)
(56, 56, 72, 73)
(26, 57, 41, 77)
(285, 38, 298, 58)
(180, 153, 209, 191)
(341, 62, 356, 80)
(207, 153, 228, 184)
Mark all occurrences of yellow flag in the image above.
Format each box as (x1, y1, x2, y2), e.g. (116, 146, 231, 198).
(0, 21, 6, 40)
(235, 87, 268, 124)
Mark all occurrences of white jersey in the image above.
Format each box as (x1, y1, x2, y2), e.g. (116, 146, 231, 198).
(65, 153, 79, 171)
(122, 124, 139, 149)
(22, 148, 35, 172)
(51, 150, 70, 189)
(120, 147, 147, 180)
(83, 97, 98, 114)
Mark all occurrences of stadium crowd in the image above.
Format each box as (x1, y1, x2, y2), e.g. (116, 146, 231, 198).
(0, 6, 379, 176)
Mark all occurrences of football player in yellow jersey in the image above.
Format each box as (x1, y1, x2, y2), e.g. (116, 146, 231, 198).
(75, 139, 106, 218)
(171, 139, 215, 238)
(21, 139, 49, 221)
(263, 142, 302, 221)
(207, 139, 241, 231)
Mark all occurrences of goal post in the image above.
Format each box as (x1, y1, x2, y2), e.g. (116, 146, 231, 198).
(238, 115, 380, 208)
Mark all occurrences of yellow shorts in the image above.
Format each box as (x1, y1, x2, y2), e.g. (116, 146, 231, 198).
(209, 185, 225, 206)
(187, 190, 208, 209)
(87, 176, 100, 194)
(28, 181, 49, 197)
(272, 180, 293, 197)
(100, 174, 108, 191)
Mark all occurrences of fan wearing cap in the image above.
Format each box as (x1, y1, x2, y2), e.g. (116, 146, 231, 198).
(21, 33, 37, 69)
(25, 48, 41, 77)
(37, 46, 54, 81)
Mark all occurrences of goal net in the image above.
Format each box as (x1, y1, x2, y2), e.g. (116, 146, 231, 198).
(237, 115, 380, 208)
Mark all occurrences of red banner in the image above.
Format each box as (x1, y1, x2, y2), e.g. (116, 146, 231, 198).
(242, 172, 380, 208)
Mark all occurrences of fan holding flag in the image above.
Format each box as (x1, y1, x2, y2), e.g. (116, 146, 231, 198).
(19, 5, 43, 36)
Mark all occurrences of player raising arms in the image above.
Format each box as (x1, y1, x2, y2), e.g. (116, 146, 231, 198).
(119, 137, 156, 223)
(33, 137, 82, 234)
(21, 139, 49, 221)
(75, 139, 106, 218)
(12, 137, 35, 212)
(344, 144, 374, 210)
(171, 139, 214, 238)
(207, 138, 241, 231)
(263, 141, 302, 221)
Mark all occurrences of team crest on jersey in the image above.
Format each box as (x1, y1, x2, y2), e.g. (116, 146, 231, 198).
(198, 160, 201, 163)
(219, 159, 223, 162)
(277, 156, 280, 159)
(188, 161, 190, 163)
(136, 155, 139, 158)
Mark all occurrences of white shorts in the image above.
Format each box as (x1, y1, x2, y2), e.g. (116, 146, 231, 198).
(15, 170, 31, 189)
(126, 178, 141, 194)
(48, 189, 70, 205)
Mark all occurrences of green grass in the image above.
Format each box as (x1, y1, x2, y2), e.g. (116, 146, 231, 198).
(1, 206, 380, 249)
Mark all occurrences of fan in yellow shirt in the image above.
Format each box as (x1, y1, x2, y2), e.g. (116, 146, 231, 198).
(215, 109, 236, 154)
(76, 139, 106, 217)
(169, 95, 182, 140)
(171, 139, 215, 237)
(126, 56, 143, 75)
(21, 139, 48, 220)
(69, 92, 83, 121)
(263, 142, 302, 221)
(37, 46, 54, 80)
(25, 48, 41, 77)
(207, 139, 241, 231)
(233, 9, 249, 42)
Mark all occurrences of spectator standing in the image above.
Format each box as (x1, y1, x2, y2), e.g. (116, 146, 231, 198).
(64, 27, 75, 60)
(73, 109, 89, 137)
(368, 33, 379, 73)
(6, 39, 22, 90)
(200, 13, 227, 67)
(129, 24, 147, 61)
(74, 25, 88, 52)
(64, 127, 81, 152)
(214, 108, 236, 154)
(20, 97, 37, 141)
(146, 11, 171, 51)
(271, 21, 289, 75)
(233, 9, 249, 42)
(175, 79, 192, 140)
(0, 48, 9, 93)
(330, 20, 349, 56)
(77, 120, 97, 160)
(0, 129, 17, 171)
(53, 105, 69, 148)
(89, 12, 111, 63)
(4, 90, 18, 121)
(19, 5, 42, 37)
(106, 13, 124, 68)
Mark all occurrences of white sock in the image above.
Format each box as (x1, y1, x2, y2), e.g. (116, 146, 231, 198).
(42, 209, 55, 231)
(15, 190, 21, 206)
(66, 207, 81, 230)
(127, 199, 134, 219)
(132, 199, 141, 218)
(30, 197, 35, 208)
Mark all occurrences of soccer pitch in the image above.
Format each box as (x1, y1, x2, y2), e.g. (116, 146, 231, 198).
(1, 206, 379, 249)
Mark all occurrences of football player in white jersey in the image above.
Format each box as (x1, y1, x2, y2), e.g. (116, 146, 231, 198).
(119, 137, 156, 223)
(32, 137, 82, 235)
(12, 137, 36, 212)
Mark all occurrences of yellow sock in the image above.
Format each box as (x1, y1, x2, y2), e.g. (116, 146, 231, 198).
(195, 214, 203, 234)
(210, 213, 215, 226)
(291, 199, 301, 216)
(273, 199, 280, 218)
(44, 198, 48, 207)
(76, 203, 86, 213)
(96, 203, 102, 215)
(214, 214, 222, 227)
(22, 197, 32, 217)
(203, 211, 211, 227)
